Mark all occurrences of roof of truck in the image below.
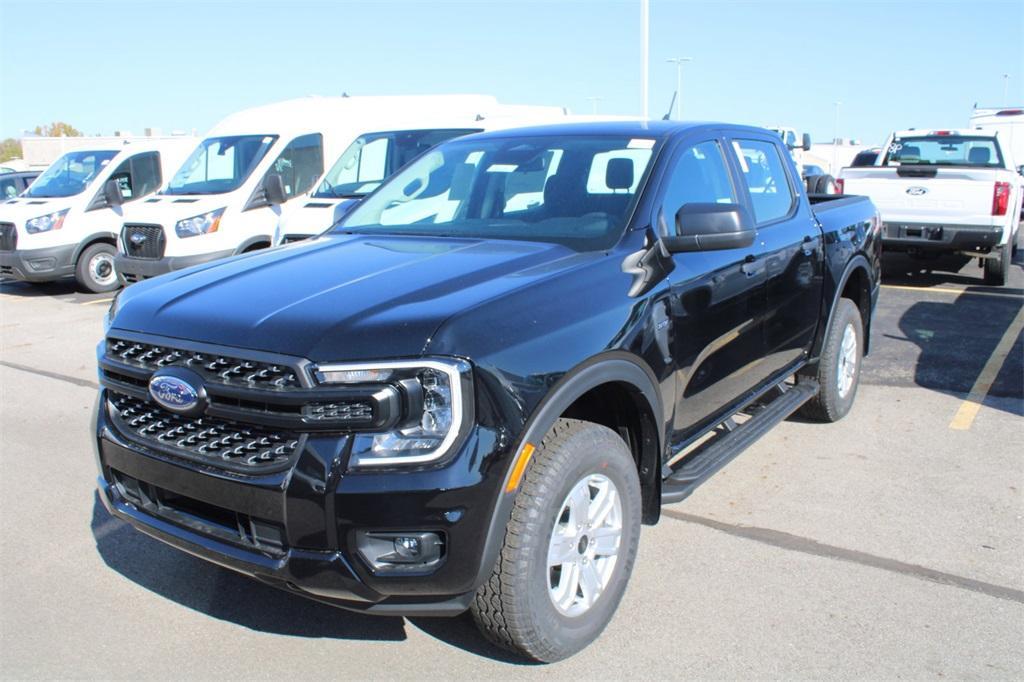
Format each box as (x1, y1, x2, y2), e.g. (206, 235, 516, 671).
(455, 120, 773, 140)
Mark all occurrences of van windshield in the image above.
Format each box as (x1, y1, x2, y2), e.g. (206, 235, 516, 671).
(25, 150, 118, 198)
(335, 134, 658, 251)
(883, 135, 1003, 167)
(314, 128, 480, 199)
(164, 135, 277, 195)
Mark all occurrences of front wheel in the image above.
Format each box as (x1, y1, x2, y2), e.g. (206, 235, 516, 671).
(471, 418, 642, 662)
(799, 298, 863, 422)
(75, 242, 120, 293)
(983, 243, 1009, 286)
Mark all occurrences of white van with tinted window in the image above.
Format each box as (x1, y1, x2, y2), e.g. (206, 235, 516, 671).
(0, 139, 194, 291)
(115, 96, 566, 283)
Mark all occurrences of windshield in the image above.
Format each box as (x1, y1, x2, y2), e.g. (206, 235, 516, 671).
(314, 128, 480, 199)
(883, 135, 1003, 167)
(335, 134, 658, 251)
(25, 150, 118, 198)
(165, 134, 277, 195)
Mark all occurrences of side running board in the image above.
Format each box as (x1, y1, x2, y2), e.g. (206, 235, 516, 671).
(661, 380, 819, 504)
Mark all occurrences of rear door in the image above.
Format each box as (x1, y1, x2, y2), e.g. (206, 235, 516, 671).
(728, 135, 824, 376)
(657, 135, 772, 436)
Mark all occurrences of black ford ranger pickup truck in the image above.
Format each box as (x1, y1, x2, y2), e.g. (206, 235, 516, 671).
(94, 122, 880, 662)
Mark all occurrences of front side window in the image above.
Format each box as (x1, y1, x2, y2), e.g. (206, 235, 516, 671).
(337, 134, 659, 251)
(265, 133, 324, 200)
(104, 152, 162, 202)
(314, 128, 480, 199)
(660, 140, 736, 232)
(165, 135, 277, 195)
(25, 150, 118, 198)
(733, 139, 795, 224)
(882, 135, 1003, 167)
(1, 176, 19, 199)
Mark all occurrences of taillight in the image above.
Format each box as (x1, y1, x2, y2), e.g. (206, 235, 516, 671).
(992, 182, 1010, 216)
(835, 178, 844, 194)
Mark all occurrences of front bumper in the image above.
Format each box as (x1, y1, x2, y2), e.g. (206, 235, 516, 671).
(882, 222, 1004, 253)
(93, 391, 507, 616)
(0, 243, 76, 282)
(115, 249, 235, 284)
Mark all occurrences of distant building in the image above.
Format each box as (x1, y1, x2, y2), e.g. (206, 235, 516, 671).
(18, 130, 196, 169)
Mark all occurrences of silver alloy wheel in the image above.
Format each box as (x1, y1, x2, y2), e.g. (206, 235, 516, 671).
(547, 473, 623, 617)
(89, 251, 116, 287)
(837, 322, 858, 398)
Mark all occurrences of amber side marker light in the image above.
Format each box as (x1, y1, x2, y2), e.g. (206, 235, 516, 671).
(505, 443, 536, 493)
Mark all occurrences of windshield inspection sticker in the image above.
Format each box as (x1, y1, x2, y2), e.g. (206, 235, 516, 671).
(627, 138, 656, 149)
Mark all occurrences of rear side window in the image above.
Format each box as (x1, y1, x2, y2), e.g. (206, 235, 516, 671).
(268, 133, 324, 200)
(733, 139, 795, 224)
(660, 141, 736, 231)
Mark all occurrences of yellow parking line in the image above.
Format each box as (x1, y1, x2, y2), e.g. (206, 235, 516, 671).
(881, 284, 1022, 299)
(82, 297, 114, 305)
(949, 303, 1024, 430)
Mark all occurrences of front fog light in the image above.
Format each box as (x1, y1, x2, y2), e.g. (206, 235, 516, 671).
(355, 531, 444, 574)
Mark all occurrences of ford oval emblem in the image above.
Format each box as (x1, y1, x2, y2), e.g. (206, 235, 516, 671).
(129, 232, 148, 245)
(906, 186, 928, 196)
(149, 374, 200, 413)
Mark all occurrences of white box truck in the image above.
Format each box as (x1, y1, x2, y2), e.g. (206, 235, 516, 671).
(0, 138, 194, 291)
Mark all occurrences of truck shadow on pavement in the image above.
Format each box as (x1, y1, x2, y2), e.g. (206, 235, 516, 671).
(90, 495, 529, 663)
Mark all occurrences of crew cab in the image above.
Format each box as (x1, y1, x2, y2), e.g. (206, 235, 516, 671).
(838, 129, 1022, 285)
(94, 122, 880, 662)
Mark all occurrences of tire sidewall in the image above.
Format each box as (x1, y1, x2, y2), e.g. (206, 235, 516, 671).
(519, 425, 641, 658)
(76, 243, 119, 293)
(822, 299, 863, 419)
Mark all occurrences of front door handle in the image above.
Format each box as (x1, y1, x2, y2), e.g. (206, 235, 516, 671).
(741, 254, 762, 277)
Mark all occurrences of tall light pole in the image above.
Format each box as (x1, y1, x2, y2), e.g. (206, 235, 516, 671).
(832, 101, 842, 175)
(586, 96, 603, 115)
(666, 57, 693, 120)
(1003, 74, 1010, 106)
(641, 0, 649, 119)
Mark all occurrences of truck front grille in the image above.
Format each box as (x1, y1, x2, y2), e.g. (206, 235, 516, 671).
(108, 392, 300, 470)
(107, 337, 303, 390)
(122, 224, 166, 259)
(0, 222, 16, 251)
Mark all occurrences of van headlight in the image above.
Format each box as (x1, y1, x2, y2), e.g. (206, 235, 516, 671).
(25, 208, 69, 234)
(314, 358, 472, 468)
(175, 208, 225, 238)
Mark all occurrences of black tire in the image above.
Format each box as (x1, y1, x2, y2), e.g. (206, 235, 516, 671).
(471, 418, 642, 662)
(983, 243, 1009, 286)
(74, 242, 120, 293)
(799, 298, 863, 422)
(814, 174, 838, 194)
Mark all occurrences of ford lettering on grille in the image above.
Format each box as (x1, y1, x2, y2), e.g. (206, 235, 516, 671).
(149, 375, 199, 412)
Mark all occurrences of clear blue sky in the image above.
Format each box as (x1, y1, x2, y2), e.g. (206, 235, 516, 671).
(1, 0, 1021, 146)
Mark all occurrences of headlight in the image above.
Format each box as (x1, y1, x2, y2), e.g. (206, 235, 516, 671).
(175, 208, 225, 238)
(25, 209, 69, 234)
(314, 358, 471, 468)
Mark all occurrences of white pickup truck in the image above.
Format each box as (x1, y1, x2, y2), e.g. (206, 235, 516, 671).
(838, 129, 1022, 285)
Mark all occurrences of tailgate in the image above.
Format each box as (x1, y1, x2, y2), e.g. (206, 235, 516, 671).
(842, 168, 998, 224)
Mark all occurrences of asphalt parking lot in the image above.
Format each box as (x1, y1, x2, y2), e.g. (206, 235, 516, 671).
(1, 253, 1022, 679)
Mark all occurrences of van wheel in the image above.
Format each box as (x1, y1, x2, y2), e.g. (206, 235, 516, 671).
(471, 418, 641, 662)
(75, 243, 120, 293)
(799, 298, 863, 422)
(983, 244, 1009, 286)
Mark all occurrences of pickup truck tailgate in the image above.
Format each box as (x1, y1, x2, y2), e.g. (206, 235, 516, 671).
(841, 167, 998, 224)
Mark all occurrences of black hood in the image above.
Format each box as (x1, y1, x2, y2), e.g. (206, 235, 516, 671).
(112, 234, 593, 362)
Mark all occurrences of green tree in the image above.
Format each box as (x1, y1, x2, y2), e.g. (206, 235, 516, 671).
(33, 121, 82, 137)
(0, 138, 22, 163)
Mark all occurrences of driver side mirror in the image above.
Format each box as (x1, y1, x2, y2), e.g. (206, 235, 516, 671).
(662, 203, 756, 253)
(801, 133, 812, 151)
(103, 178, 125, 207)
(1017, 165, 1024, 177)
(264, 174, 288, 206)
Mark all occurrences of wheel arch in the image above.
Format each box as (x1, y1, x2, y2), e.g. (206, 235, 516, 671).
(235, 236, 272, 254)
(71, 232, 118, 265)
(811, 255, 874, 361)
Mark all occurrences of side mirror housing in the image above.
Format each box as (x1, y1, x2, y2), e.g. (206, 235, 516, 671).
(103, 179, 125, 207)
(663, 203, 756, 253)
(1017, 164, 1024, 176)
(801, 133, 812, 151)
(264, 174, 288, 206)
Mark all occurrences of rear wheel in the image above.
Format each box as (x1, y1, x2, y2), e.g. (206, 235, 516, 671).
(983, 243, 1009, 286)
(814, 174, 839, 194)
(471, 418, 641, 662)
(74, 242, 120, 293)
(799, 298, 863, 422)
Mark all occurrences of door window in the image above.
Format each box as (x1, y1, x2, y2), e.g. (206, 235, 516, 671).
(0, 176, 18, 199)
(660, 140, 736, 233)
(733, 139, 795, 224)
(267, 133, 324, 200)
(104, 152, 161, 202)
